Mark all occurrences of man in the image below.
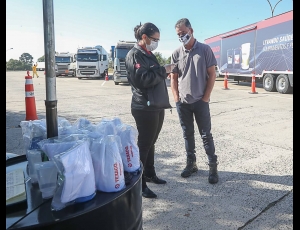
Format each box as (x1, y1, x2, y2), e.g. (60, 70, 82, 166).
(169, 18, 218, 184)
(32, 63, 39, 78)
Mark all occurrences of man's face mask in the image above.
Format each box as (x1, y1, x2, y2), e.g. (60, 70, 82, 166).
(179, 30, 191, 45)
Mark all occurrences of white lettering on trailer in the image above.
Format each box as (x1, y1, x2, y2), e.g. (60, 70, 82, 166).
(279, 34, 293, 42)
(263, 41, 293, 51)
(263, 34, 293, 45)
(263, 38, 279, 45)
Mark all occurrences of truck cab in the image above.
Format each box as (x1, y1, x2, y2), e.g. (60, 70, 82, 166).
(55, 52, 77, 77)
(76, 46, 108, 80)
(112, 41, 135, 85)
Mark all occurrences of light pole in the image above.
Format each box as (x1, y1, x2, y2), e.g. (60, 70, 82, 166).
(6, 48, 13, 71)
(267, 0, 282, 17)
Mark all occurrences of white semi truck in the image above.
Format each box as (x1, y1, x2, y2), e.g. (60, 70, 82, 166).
(112, 41, 135, 85)
(55, 52, 77, 77)
(36, 62, 45, 71)
(76, 45, 108, 80)
(204, 10, 293, 94)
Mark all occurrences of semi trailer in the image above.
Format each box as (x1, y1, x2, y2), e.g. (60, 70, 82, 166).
(205, 10, 293, 94)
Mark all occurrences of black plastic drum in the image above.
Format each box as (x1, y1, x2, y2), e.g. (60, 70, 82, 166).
(6, 155, 143, 230)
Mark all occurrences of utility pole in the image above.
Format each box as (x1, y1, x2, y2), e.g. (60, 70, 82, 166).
(43, 0, 58, 139)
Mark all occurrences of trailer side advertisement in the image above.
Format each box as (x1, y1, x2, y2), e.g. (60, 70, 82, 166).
(205, 11, 293, 94)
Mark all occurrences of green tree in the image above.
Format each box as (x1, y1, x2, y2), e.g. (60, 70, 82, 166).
(6, 59, 24, 70)
(108, 59, 113, 69)
(37, 55, 45, 62)
(153, 52, 171, 65)
(19, 53, 34, 71)
(19, 53, 34, 65)
(166, 56, 171, 64)
(154, 52, 166, 65)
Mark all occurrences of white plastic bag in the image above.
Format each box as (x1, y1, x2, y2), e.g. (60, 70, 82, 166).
(95, 118, 118, 135)
(51, 140, 96, 210)
(26, 149, 43, 183)
(118, 124, 140, 173)
(91, 135, 125, 192)
(38, 139, 78, 163)
(59, 141, 96, 203)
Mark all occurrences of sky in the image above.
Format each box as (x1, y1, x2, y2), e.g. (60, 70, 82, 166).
(6, 0, 293, 62)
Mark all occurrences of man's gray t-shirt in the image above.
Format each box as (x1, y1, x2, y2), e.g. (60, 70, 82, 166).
(171, 40, 217, 104)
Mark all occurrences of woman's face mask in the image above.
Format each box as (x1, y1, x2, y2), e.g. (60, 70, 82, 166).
(179, 30, 192, 45)
(146, 37, 159, 51)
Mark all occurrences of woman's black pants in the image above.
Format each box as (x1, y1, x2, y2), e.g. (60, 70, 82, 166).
(131, 108, 165, 189)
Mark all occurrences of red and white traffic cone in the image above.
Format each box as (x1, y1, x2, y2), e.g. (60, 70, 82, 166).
(249, 72, 258, 94)
(105, 71, 109, 81)
(222, 72, 229, 90)
(25, 71, 38, 120)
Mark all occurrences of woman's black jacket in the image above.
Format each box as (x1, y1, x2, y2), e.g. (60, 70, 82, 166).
(125, 44, 171, 111)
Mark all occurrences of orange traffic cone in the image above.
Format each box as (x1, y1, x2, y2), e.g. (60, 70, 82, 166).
(105, 71, 109, 81)
(25, 71, 38, 120)
(222, 72, 229, 90)
(249, 73, 258, 94)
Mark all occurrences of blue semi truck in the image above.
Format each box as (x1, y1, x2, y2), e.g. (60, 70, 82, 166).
(205, 10, 293, 94)
(111, 41, 135, 85)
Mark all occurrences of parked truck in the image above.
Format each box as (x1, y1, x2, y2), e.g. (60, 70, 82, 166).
(76, 45, 108, 80)
(112, 41, 135, 85)
(55, 52, 77, 77)
(204, 10, 293, 94)
(36, 62, 45, 71)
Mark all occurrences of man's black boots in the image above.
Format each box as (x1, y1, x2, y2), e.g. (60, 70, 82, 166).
(208, 162, 219, 184)
(181, 158, 198, 178)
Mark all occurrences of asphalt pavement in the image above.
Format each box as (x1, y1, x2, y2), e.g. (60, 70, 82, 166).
(6, 71, 293, 230)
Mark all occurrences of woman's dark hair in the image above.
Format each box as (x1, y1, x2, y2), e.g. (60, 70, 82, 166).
(134, 22, 159, 41)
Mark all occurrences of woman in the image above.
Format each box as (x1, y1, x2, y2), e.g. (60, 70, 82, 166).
(125, 22, 172, 198)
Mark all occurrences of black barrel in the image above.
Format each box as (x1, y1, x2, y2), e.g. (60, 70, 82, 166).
(6, 155, 143, 230)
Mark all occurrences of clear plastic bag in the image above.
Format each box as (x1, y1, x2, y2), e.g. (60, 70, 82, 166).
(90, 135, 125, 193)
(118, 124, 141, 173)
(51, 140, 96, 211)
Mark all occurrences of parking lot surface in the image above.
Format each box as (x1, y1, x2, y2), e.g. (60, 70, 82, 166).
(6, 71, 293, 230)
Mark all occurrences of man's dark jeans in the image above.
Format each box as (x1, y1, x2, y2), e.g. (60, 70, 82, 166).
(176, 99, 217, 163)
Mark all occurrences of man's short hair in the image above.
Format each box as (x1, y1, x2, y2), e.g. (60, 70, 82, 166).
(175, 18, 192, 29)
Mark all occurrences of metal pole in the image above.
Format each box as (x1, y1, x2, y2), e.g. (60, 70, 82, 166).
(42, 0, 58, 138)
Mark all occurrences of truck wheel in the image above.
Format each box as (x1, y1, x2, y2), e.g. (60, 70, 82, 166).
(263, 73, 276, 92)
(114, 82, 119, 85)
(276, 74, 292, 94)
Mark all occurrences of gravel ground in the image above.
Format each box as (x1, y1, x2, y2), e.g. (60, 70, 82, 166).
(6, 71, 293, 230)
